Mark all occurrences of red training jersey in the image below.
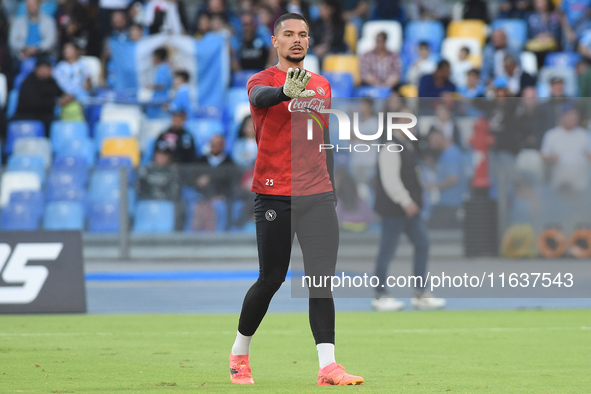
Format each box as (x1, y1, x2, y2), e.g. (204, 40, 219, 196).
(247, 66, 333, 196)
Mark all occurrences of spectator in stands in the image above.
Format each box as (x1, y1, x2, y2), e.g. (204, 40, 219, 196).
(129, 23, 144, 41)
(541, 103, 591, 191)
(424, 128, 465, 229)
(359, 31, 401, 88)
(515, 86, 547, 149)
(312, 0, 347, 60)
(430, 101, 463, 149)
(53, 41, 92, 101)
(503, 53, 536, 97)
(193, 0, 239, 35)
(195, 135, 238, 224)
(257, 4, 275, 33)
(56, 0, 90, 54)
(154, 109, 196, 163)
(144, 0, 186, 35)
(169, 69, 191, 115)
(575, 26, 591, 61)
(232, 115, 257, 169)
(138, 144, 181, 201)
(9, 0, 57, 61)
(458, 68, 485, 98)
(451, 46, 474, 89)
(526, 0, 562, 67)
(498, 0, 532, 19)
(194, 12, 211, 39)
(406, 41, 436, 87)
(282, 0, 312, 23)
(418, 60, 456, 98)
(231, 13, 273, 73)
(462, 0, 490, 23)
(13, 57, 74, 134)
(146, 47, 173, 118)
(480, 29, 520, 85)
(341, 0, 369, 33)
(409, 0, 450, 23)
(110, 10, 130, 42)
(538, 76, 568, 130)
(560, 0, 591, 41)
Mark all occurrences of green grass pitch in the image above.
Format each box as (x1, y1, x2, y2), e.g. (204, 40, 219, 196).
(0, 310, 589, 393)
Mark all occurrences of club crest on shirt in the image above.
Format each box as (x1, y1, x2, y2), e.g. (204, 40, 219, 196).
(265, 209, 277, 221)
(316, 86, 325, 96)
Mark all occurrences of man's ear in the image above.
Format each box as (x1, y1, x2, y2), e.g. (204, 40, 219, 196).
(271, 35, 278, 48)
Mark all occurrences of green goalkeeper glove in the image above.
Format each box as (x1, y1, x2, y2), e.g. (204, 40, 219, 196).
(283, 67, 316, 98)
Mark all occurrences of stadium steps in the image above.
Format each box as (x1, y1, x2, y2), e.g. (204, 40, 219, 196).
(82, 230, 463, 261)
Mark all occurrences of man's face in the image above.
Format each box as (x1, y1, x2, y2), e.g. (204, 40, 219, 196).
(438, 65, 450, 80)
(467, 72, 478, 87)
(375, 35, 386, 52)
(551, 80, 565, 97)
(272, 19, 310, 63)
(63, 44, 78, 62)
(35, 64, 52, 79)
(26, 0, 40, 15)
(172, 113, 186, 128)
(154, 151, 173, 166)
(504, 61, 516, 75)
(492, 30, 507, 49)
(112, 12, 127, 30)
(210, 136, 225, 156)
(428, 132, 445, 152)
(242, 15, 256, 38)
(561, 110, 579, 130)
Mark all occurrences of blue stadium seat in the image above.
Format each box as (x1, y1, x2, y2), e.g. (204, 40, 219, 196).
(46, 185, 86, 207)
(0, 202, 40, 230)
(544, 52, 582, 68)
(56, 137, 96, 167)
(7, 155, 46, 184)
(52, 156, 90, 185)
(50, 121, 90, 152)
(355, 86, 393, 98)
(322, 72, 354, 97)
(141, 138, 156, 166)
(43, 201, 85, 230)
(87, 202, 120, 233)
(232, 70, 260, 88)
(194, 105, 223, 119)
(89, 170, 121, 203)
(47, 169, 87, 192)
(491, 19, 527, 51)
(97, 156, 134, 184)
(185, 119, 225, 153)
(9, 190, 44, 222)
(133, 200, 175, 233)
(5, 120, 45, 154)
(404, 21, 445, 53)
(94, 122, 132, 150)
(212, 199, 228, 232)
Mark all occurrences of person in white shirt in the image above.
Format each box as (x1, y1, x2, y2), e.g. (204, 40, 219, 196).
(541, 104, 591, 191)
(53, 41, 92, 100)
(406, 41, 436, 87)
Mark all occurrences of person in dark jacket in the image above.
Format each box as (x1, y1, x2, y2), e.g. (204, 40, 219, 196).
(153, 109, 196, 164)
(312, 0, 347, 60)
(371, 112, 446, 311)
(13, 56, 74, 134)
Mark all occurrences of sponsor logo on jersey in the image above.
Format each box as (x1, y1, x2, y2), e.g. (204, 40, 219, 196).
(316, 86, 325, 96)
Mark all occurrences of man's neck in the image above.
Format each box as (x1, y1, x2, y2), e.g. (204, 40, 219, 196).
(276, 57, 304, 72)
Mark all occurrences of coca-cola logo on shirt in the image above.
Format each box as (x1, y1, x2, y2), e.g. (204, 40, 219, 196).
(288, 98, 327, 113)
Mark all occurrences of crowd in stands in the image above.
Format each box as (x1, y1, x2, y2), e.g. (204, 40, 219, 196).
(1, 0, 591, 233)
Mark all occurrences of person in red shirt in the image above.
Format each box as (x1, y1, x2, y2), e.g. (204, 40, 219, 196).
(229, 13, 364, 387)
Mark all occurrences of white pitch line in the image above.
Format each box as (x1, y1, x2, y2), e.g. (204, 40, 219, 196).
(0, 327, 588, 337)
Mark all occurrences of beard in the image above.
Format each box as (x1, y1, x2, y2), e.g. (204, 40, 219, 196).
(286, 54, 306, 63)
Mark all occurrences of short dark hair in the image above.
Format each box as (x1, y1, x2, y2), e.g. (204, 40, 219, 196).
(437, 59, 451, 70)
(273, 13, 309, 35)
(377, 31, 388, 41)
(467, 68, 480, 76)
(175, 70, 190, 82)
(154, 47, 168, 62)
(418, 41, 430, 49)
(460, 46, 470, 55)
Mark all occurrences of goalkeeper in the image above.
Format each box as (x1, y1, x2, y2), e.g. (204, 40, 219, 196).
(228, 13, 364, 386)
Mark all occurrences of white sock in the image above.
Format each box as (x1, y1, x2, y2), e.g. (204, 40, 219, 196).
(231, 331, 252, 356)
(317, 343, 336, 369)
